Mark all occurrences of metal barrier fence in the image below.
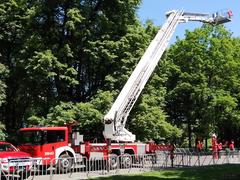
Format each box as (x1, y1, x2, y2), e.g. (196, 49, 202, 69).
(1, 150, 240, 180)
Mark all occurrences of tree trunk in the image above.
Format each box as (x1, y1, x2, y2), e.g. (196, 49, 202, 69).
(188, 120, 192, 148)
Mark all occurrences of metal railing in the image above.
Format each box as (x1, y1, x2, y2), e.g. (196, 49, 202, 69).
(1, 150, 239, 180)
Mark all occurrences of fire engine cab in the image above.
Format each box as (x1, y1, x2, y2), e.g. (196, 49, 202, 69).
(18, 126, 83, 171)
(18, 9, 232, 171)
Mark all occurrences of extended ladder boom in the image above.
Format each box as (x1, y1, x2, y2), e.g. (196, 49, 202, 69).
(103, 9, 232, 142)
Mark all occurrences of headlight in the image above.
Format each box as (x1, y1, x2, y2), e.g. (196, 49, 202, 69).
(0, 158, 9, 163)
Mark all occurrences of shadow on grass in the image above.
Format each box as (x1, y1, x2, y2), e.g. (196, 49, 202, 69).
(94, 164, 240, 180)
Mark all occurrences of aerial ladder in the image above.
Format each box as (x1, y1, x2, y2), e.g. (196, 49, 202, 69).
(103, 9, 232, 142)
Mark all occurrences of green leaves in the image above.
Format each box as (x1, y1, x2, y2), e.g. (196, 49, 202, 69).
(0, 64, 7, 143)
(66, 8, 84, 31)
(131, 106, 182, 141)
(27, 50, 60, 78)
(0, 122, 6, 141)
(0, 63, 7, 140)
(0, 63, 8, 107)
(165, 25, 240, 144)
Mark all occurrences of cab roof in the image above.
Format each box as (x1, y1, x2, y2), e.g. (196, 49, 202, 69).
(20, 126, 68, 131)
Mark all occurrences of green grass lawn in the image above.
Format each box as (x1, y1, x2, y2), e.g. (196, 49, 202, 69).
(94, 164, 240, 180)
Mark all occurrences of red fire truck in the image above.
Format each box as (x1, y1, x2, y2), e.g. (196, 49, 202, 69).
(18, 125, 172, 170)
(18, 10, 231, 171)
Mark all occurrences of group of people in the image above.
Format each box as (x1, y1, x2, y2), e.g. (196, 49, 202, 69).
(196, 134, 235, 159)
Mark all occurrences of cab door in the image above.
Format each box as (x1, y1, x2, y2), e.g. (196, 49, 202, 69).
(41, 130, 67, 165)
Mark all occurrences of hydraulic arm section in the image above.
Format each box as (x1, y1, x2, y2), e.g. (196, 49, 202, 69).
(103, 9, 232, 142)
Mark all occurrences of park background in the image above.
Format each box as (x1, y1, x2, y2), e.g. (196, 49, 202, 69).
(0, 0, 240, 149)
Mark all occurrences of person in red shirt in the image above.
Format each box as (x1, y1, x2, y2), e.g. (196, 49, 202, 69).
(197, 140, 203, 152)
(229, 140, 235, 157)
(212, 134, 218, 159)
(229, 140, 235, 150)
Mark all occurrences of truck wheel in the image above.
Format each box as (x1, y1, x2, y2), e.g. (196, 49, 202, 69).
(109, 154, 118, 170)
(120, 154, 132, 169)
(57, 154, 73, 173)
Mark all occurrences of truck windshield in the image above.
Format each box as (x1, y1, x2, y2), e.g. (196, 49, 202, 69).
(0, 144, 17, 152)
(19, 130, 43, 145)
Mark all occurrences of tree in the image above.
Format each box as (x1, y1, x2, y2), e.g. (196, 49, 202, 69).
(0, 0, 143, 136)
(129, 72, 182, 142)
(0, 63, 8, 140)
(0, 63, 8, 107)
(164, 25, 240, 146)
(28, 90, 114, 141)
(25, 19, 182, 142)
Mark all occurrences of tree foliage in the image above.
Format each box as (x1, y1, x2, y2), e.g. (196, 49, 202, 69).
(0, 0, 183, 142)
(165, 25, 240, 146)
(0, 0, 143, 132)
(0, 0, 239, 146)
(0, 63, 8, 140)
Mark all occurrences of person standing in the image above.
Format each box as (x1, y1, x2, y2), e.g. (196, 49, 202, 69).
(197, 140, 203, 152)
(229, 140, 235, 157)
(211, 134, 218, 159)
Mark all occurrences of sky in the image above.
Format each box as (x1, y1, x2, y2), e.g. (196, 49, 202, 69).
(137, 0, 239, 43)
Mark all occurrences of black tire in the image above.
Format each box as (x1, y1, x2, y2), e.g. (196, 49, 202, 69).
(57, 154, 73, 173)
(120, 154, 132, 169)
(109, 154, 118, 170)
